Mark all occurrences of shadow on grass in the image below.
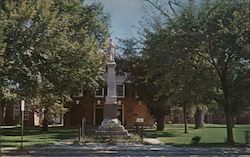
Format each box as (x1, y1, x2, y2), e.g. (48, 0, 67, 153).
(1, 142, 54, 148)
(1, 127, 42, 136)
(1, 126, 79, 148)
(1, 126, 78, 135)
(165, 142, 248, 147)
(1, 140, 30, 142)
(205, 126, 227, 129)
(30, 143, 54, 148)
(50, 132, 78, 140)
(144, 130, 177, 138)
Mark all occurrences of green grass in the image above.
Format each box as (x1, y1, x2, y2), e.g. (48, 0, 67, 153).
(1, 124, 249, 148)
(144, 124, 250, 146)
(0, 126, 78, 148)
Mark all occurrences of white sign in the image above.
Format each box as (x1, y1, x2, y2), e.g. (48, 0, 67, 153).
(135, 118, 144, 123)
(76, 100, 80, 104)
(21, 100, 25, 111)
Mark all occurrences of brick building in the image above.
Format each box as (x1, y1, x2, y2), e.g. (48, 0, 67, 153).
(1, 70, 249, 127)
(0, 103, 38, 126)
(64, 74, 155, 128)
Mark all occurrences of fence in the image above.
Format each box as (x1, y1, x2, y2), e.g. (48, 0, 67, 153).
(79, 117, 86, 144)
(245, 131, 250, 144)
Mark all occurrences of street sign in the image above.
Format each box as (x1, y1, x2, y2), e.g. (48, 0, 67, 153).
(20, 100, 25, 150)
(21, 100, 25, 111)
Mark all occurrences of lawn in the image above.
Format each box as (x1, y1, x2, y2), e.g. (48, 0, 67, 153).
(144, 124, 250, 146)
(0, 126, 78, 148)
(1, 124, 249, 148)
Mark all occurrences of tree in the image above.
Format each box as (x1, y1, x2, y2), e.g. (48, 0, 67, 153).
(0, 18, 17, 125)
(132, 0, 211, 132)
(194, 105, 207, 129)
(0, 21, 6, 124)
(140, 0, 250, 141)
(117, 1, 209, 131)
(0, 0, 109, 130)
(195, 0, 250, 144)
(116, 37, 171, 131)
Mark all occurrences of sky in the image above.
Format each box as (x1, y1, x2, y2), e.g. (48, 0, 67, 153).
(85, 0, 148, 41)
(85, 0, 196, 42)
(84, 0, 193, 42)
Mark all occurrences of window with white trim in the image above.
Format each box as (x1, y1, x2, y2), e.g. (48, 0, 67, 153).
(95, 87, 104, 97)
(13, 104, 29, 120)
(24, 111, 29, 120)
(116, 84, 125, 98)
(13, 104, 20, 120)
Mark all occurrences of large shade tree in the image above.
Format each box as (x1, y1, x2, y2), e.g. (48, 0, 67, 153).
(0, 0, 109, 130)
(0, 17, 17, 124)
(116, 37, 176, 131)
(118, 0, 211, 131)
(195, 0, 250, 144)
(116, 1, 209, 131)
(139, 0, 250, 143)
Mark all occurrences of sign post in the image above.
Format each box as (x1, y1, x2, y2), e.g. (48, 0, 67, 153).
(0, 123, 2, 156)
(135, 118, 144, 141)
(21, 100, 25, 150)
(82, 117, 86, 142)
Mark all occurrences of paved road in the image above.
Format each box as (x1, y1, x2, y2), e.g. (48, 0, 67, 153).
(2, 143, 250, 157)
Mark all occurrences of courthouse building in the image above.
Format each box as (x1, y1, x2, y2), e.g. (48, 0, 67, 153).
(64, 74, 155, 128)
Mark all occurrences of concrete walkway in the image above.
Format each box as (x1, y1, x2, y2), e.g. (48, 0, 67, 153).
(143, 138, 162, 144)
(2, 142, 250, 157)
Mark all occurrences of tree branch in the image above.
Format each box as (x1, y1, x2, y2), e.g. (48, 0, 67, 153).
(144, 0, 171, 18)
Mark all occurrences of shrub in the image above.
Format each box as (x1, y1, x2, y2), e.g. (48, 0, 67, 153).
(191, 136, 201, 144)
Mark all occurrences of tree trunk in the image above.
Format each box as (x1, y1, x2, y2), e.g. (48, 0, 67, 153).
(156, 115, 165, 131)
(225, 109, 234, 145)
(3, 106, 6, 125)
(232, 116, 235, 128)
(194, 107, 204, 129)
(0, 105, 6, 125)
(183, 105, 188, 134)
(0, 105, 3, 125)
(42, 109, 49, 132)
(220, 73, 234, 145)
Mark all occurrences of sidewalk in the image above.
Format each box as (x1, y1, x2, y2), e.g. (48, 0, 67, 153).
(143, 138, 162, 144)
(2, 141, 250, 157)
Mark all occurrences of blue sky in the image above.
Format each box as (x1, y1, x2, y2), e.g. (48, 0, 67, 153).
(85, 0, 147, 41)
(85, 0, 196, 41)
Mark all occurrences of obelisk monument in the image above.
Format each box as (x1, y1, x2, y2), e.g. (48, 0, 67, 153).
(99, 40, 127, 133)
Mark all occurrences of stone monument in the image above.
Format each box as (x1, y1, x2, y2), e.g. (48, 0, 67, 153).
(99, 40, 128, 134)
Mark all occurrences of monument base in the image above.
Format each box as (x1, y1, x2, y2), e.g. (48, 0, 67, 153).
(99, 118, 128, 134)
(95, 119, 130, 143)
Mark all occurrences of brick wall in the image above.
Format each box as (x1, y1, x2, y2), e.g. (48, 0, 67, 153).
(64, 83, 155, 127)
(2, 104, 34, 126)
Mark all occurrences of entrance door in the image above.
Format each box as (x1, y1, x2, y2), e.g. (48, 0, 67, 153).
(118, 109, 123, 125)
(95, 108, 103, 126)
